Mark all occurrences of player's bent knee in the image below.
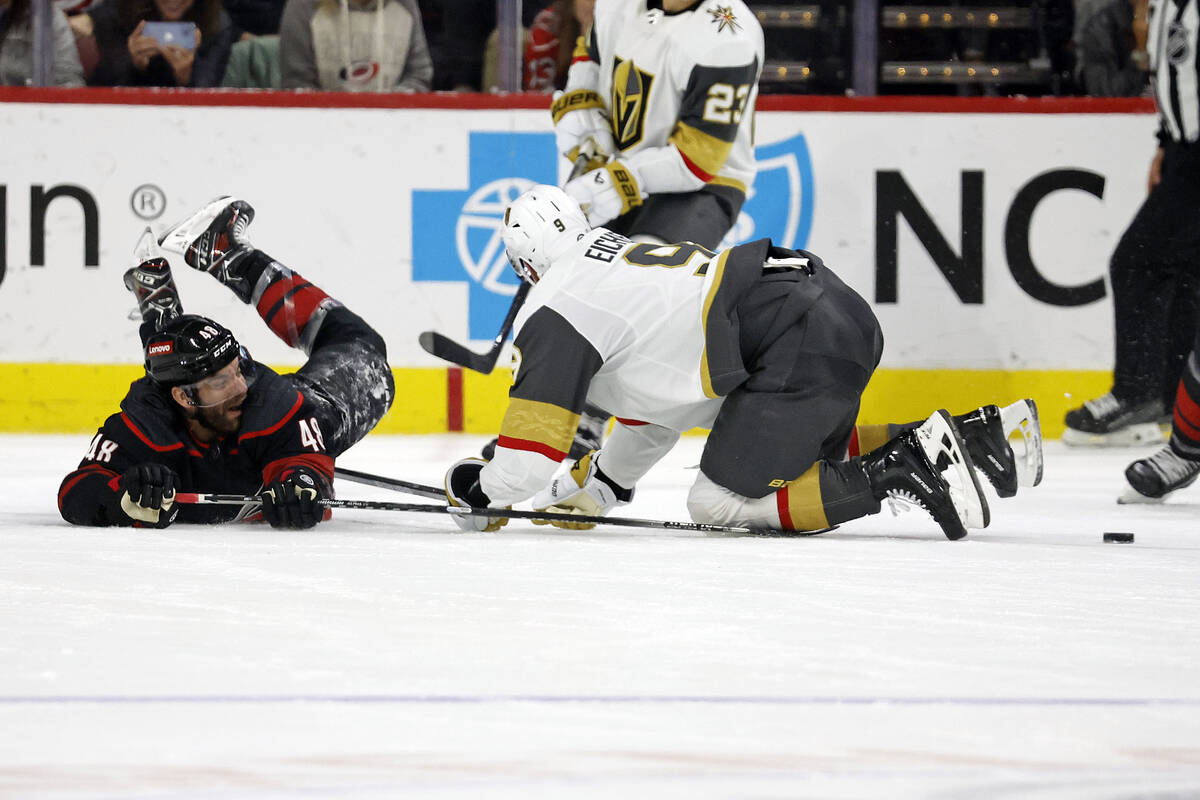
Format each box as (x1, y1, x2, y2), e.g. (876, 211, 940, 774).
(687, 474, 748, 526)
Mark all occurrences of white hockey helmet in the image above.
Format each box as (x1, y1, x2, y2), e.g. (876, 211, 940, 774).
(502, 184, 590, 283)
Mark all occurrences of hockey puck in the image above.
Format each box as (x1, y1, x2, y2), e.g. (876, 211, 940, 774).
(1103, 532, 1135, 543)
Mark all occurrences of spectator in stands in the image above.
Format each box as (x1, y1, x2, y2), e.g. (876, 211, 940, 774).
(436, 0, 550, 91)
(223, 0, 286, 38)
(480, 0, 593, 92)
(86, 0, 235, 87)
(278, 0, 431, 92)
(221, 31, 278, 86)
(0, 0, 85, 85)
(1073, 0, 1150, 97)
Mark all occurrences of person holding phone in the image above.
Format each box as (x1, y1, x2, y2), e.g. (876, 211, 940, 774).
(86, 0, 234, 86)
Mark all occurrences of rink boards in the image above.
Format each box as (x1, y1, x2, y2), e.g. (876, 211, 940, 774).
(0, 91, 1155, 434)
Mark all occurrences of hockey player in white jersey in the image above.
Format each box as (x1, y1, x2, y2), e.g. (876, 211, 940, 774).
(444, 187, 1043, 539)
(552, 0, 763, 248)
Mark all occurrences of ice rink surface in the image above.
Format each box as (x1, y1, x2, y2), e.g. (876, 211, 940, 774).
(2, 433, 1199, 799)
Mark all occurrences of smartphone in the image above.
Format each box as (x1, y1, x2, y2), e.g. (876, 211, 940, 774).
(143, 21, 197, 50)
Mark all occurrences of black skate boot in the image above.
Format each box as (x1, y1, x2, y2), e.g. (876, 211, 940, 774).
(954, 404, 1019, 498)
(158, 196, 257, 302)
(123, 227, 183, 330)
(862, 410, 988, 540)
(1063, 392, 1166, 447)
(567, 404, 610, 460)
(1119, 445, 1200, 504)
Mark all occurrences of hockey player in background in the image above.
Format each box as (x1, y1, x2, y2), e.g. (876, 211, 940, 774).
(443, 186, 1043, 539)
(58, 197, 395, 529)
(548, 0, 764, 455)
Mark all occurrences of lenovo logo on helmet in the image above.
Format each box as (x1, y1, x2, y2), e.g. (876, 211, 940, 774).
(148, 342, 173, 356)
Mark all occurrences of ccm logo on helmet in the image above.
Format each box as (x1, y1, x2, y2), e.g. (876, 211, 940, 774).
(148, 342, 173, 356)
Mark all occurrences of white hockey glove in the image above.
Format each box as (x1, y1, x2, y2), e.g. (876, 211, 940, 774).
(563, 161, 646, 227)
(531, 451, 633, 530)
(444, 457, 509, 532)
(551, 88, 615, 170)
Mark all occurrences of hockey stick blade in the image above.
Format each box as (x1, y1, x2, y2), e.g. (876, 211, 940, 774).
(418, 280, 532, 374)
(334, 466, 443, 500)
(175, 493, 833, 537)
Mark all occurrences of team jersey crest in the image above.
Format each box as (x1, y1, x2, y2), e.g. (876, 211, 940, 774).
(611, 56, 655, 150)
(708, 5, 741, 33)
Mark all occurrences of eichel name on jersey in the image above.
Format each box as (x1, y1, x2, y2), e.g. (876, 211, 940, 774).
(572, 0, 763, 198)
(479, 231, 831, 506)
(58, 364, 333, 526)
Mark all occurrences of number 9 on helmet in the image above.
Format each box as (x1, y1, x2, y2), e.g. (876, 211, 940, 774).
(502, 184, 591, 283)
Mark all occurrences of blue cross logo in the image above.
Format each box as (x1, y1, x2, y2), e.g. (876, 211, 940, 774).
(412, 130, 813, 341)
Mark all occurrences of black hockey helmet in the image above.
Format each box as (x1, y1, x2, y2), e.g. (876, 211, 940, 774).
(145, 314, 245, 387)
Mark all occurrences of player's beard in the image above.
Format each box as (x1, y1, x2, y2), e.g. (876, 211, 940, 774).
(194, 392, 246, 436)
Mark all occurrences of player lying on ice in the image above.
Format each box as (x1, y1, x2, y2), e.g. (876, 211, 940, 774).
(58, 197, 395, 529)
(444, 185, 1043, 539)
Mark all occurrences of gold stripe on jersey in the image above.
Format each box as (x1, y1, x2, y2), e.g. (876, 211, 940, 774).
(699, 248, 735, 399)
(670, 122, 735, 181)
(777, 464, 831, 531)
(551, 89, 606, 124)
(498, 397, 580, 460)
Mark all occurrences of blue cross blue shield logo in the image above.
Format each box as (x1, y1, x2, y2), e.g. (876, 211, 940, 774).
(412, 130, 814, 341)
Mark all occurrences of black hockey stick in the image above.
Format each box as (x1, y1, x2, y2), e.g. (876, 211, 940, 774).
(334, 466, 443, 500)
(417, 280, 530, 374)
(175, 493, 832, 537)
(417, 152, 595, 374)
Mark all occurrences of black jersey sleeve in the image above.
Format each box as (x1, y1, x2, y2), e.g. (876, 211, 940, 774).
(671, 59, 760, 179)
(57, 406, 186, 526)
(236, 372, 334, 494)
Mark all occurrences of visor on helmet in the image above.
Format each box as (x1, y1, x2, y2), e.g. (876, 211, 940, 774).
(176, 346, 257, 409)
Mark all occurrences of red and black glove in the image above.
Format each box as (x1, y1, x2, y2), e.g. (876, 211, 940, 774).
(261, 466, 329, 529)
(113, 463, 180, 528)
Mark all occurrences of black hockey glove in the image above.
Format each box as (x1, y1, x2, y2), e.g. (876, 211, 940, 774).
(444, 457, 509, 532)
(261, 466, 328, 530)
(115, 463, 180, 528)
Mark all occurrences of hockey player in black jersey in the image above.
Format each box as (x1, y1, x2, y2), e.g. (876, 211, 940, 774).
(58, 197, 395, 529)
(445, 186, 1043, 540)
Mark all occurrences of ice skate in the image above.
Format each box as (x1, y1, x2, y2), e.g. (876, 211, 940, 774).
(158, 196, 256, 301)
(863, 410, 988, 540)
(1118, 446, 1200, 504)
(1062, 392, 1167, 447)
(567, 405, 610, 460)
(954, 404, 1019, 498)
(1000, 398, 1043, 490)
(123, 227, 182, 330)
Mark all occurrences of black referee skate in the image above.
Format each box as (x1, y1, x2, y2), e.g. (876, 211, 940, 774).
(158, 196, 257, 302)
(862, 410, 988, 540)
(123, 227, 182, 330)
(1119, 446, 1200, 504)
(1063, 392, 1167, 447)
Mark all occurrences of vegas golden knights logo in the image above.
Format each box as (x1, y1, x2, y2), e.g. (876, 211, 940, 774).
(611, 57, 654, 150)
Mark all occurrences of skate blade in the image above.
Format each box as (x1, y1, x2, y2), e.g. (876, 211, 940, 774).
(1062, 423, 1167, 448)
(156, 195, 235, 254)
(1000, 398, 1043, 488)
(1117, 486, 1166, 505)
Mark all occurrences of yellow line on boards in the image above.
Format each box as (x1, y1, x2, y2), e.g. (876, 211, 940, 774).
(1, 363, 1110, 438)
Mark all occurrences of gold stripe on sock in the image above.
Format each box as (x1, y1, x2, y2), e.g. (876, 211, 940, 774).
(778, 464, 830, 531)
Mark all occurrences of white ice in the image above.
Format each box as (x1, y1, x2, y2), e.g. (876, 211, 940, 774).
(2, 433, 1199, 799)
